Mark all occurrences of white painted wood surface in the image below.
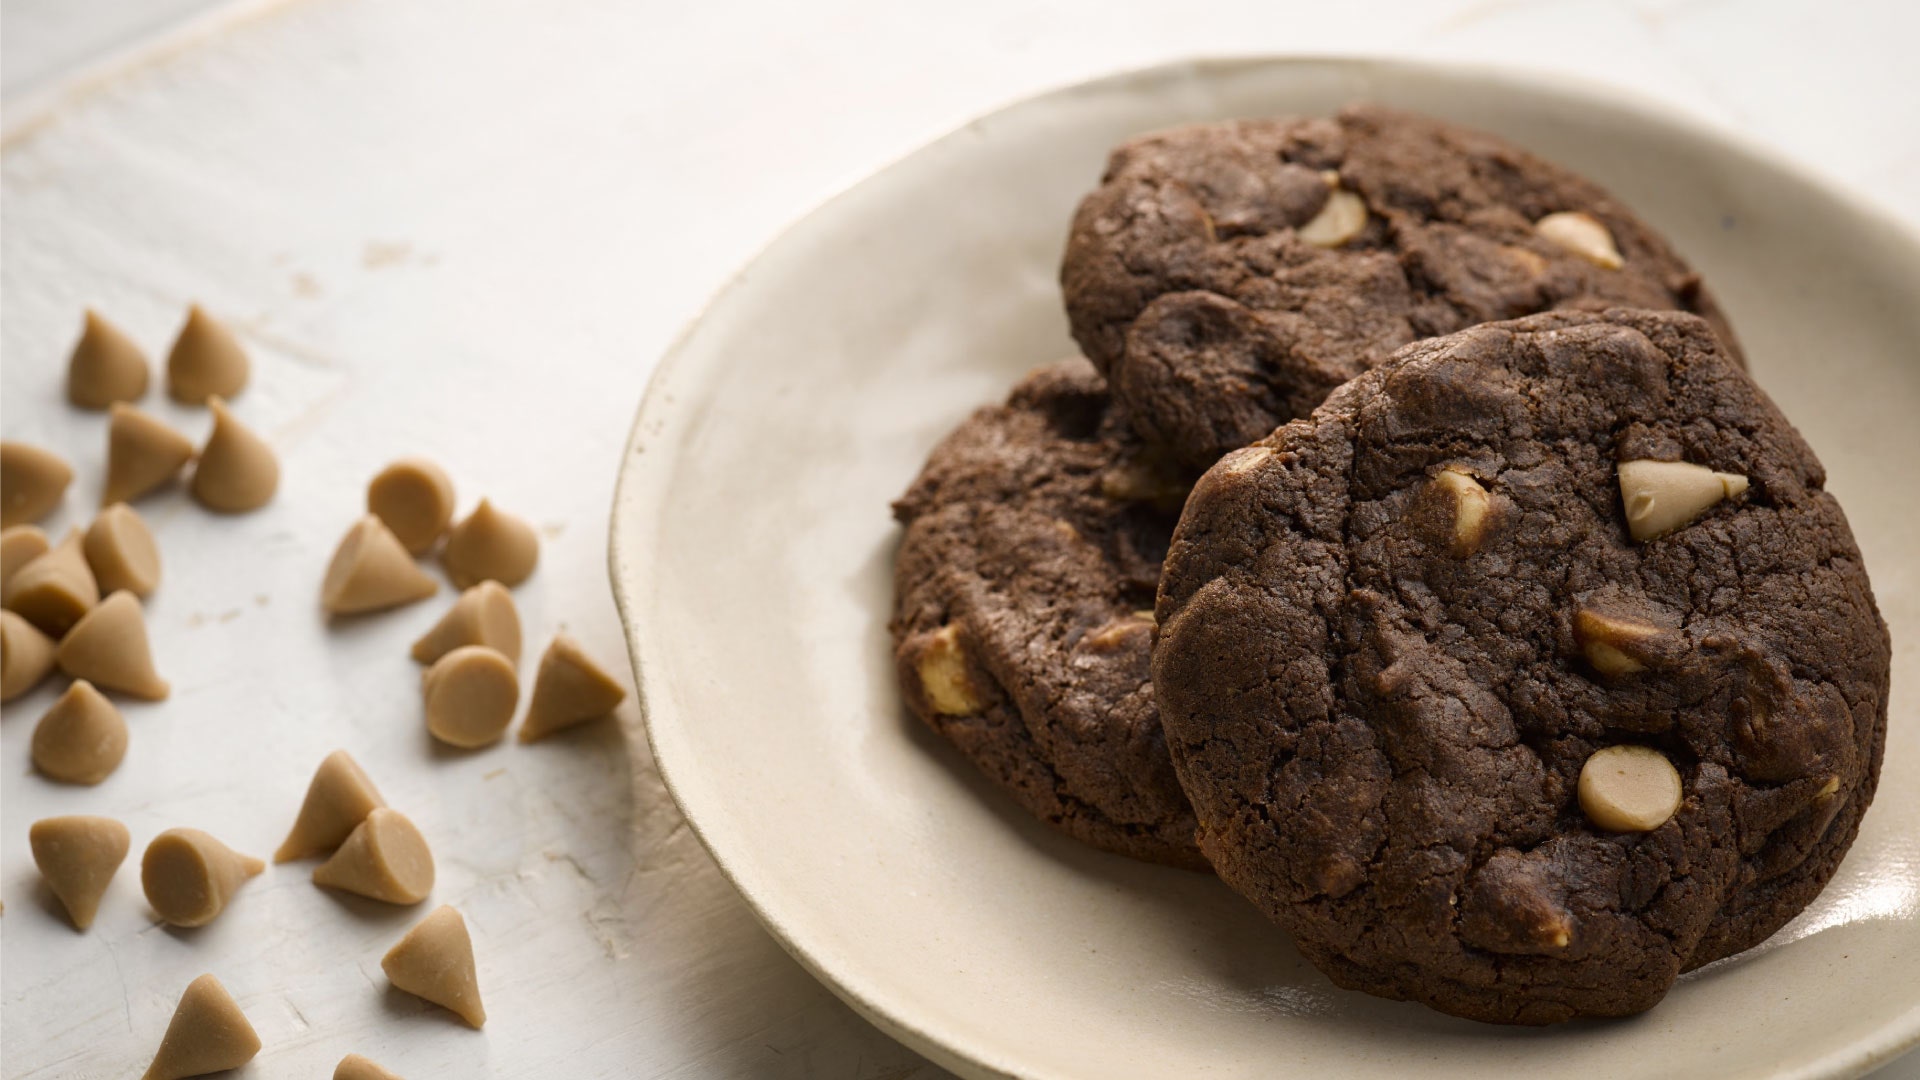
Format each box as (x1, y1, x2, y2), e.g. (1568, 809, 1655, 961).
(1, 1, 1915, 1077)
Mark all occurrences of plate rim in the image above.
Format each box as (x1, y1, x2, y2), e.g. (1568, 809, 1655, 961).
(608, 53, 1920, 1080)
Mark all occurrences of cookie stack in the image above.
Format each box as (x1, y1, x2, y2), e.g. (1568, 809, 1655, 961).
(889, 106, 1889, 1025)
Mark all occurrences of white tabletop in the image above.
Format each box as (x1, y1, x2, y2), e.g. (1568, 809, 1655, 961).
(2, 1, 1915, 1077)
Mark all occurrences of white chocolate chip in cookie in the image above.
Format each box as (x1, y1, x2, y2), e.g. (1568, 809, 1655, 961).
(1297, 172, 1368, 249)
(276, 750, 386, 863)
(1617, 459, 1748, 541)
(916, 624, 982, 716)
(1578, 745, 1683, 832)
(382, 905, 486, 1028)
(142, 974, 261, 1080)
(31, 680, 128, 785)
(1432, 467, 1494, 555)
(313, 808, 435, 905)
(1572, 608, 1665, 676)
(29, 814, 130, 931)
(141, 828, 264, 927)
(1535, 211, 1623, 269)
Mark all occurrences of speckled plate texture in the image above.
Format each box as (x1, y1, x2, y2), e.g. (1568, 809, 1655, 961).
(611, 57, 1920, 1080)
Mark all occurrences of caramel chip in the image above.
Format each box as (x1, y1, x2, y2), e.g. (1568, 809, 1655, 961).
(29, 814, 130, 931)
(519, 632, 627, 742)
(166, 305, 250, 404)
(423, 645, 519, 748)
(1535, 211, 1624, 270)
(314, 808, 435, 905)
(1, 441, 73, 528)
(441, 498, 539, 589)
(191, 398, 278, 512)
(411, 580, 521, 665)
(369, 458, 456, 555)
(1, 524, 50, 594)
(382, 905, 485, 1027)
(336, 1054, 405, 1080)
(915, 624, 981, 716)
(1432, 467, 1494, 555)
(67, 309, 150, 409)
(1573, 608, 1666, 676)
(1298, 172, 1369, 249)
(84, 503, 161, 597)
(1617, 459, 1748, 541)
(141, 973, 261, 1080)
(58, 590, 169, 700)
(4, 528, 100, 636)
(104, 404, 196, 506)
(141, 828, 264, 927)
(321, 516, 438, 615)
(276, 750, 386, 862)
(1578, 745, 1683, 833)
(31, 680, 128, 785)
(1, 609, 57, 702)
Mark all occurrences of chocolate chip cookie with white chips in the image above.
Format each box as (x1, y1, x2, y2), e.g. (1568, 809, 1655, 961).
(1151, 308, 1887, 1023)
(1061, 104, 1744, 468)
(891, 358, 1207, 869)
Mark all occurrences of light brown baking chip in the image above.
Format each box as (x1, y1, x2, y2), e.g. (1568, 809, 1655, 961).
(520, 632, 627, 742)
(191, 398, 278, 512)
(1, 609, 57, 702)
(1, 441, 73, 528)
(4, 528, 100, 636)
(141, 973, 261, 1080)
(141, 828, 264, 928)
(441, 498, 538, 589)
(411, 580, 521, 665)
(314, 808, 434, 905)
(335, 1054, 405, 1080)
(166, 305, 250, 404)
(31, 680, 128, 785)
(84, 503, 161, 597)
(57, 590, 169, 700)
(422, 645, 519, 748)
(382, 905, 485, 1027)
(29, 814, 130, 931)
(275, 749, 386, 862)
(369, 458, 456, 556)
(103, 404, 197, 506)
(321, 516, 438, 615)
(1, 524, 50, 594)
(67, 309, 150, 409)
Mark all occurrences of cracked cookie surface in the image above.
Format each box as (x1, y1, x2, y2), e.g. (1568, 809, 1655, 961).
(891, 358, 1206, 869)
(1151, 309, 1887, 1022)
(1062, 104, 1743, 468)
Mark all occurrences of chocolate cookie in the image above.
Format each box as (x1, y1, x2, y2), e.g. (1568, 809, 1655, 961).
(1062, 105, 1743, 468)
(1152, 309, 1887, 1023)
(891, 358, 1206, 869)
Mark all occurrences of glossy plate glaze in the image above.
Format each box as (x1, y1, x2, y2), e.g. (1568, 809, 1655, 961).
(611, 58, 1920, 1080)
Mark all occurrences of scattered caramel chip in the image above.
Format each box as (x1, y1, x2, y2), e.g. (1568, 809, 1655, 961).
(1432, 467, 1494, 555)
(84, 503, 161, 597)
(29, 814, 130, 931)
(336, 1054, 405, 1080)
(31, 680, 128, 785)
(915, 624, 981, 716)
(58, 590, 169, 700)
(1573, 608, 1663, 676)
(1, 609, 57, 702)
(4, 528, 100, 637)
(382, 905, 485, 1027)
(191, 398, 278, 512)
(321, 516, 439, 615)
(519, 632, 627, 742)
(67, 309, 150, 409)
(1535, 211, 1624, 269)
(1297, 172, 1368, 248)
(1, 524, 50, 594)
(141, 828, 264, 927)
(275, 749, 386, 862)
(423, 645, 519, 748)
(104, 403, 196, 506)
(1578, 744, 1683, 832)
(441, 498, 539, 589)
(1, 441, 73, 528)
(369, 458, 456, 555)
(314, 808, 435, 905)
(166, 305, 250, 404)
(411, 580, 521, 666)
(1617, 459, 1748, 541)
(141, 973, 261, 1080)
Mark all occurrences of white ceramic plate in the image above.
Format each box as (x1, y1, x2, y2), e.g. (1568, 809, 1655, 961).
(610, 58, 1920, 1080)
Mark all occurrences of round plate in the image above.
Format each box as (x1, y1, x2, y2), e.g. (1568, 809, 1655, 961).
(611, 57, 1920, 1080)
